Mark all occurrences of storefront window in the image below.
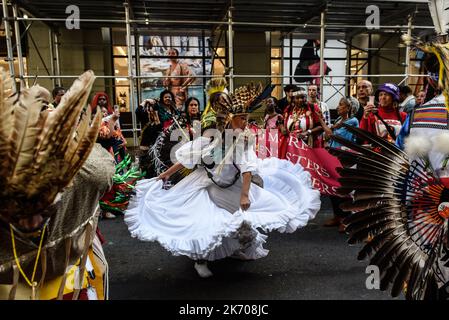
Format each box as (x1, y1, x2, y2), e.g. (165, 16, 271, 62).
(112, 57, 129, 112)
(270, 48, 282, 99)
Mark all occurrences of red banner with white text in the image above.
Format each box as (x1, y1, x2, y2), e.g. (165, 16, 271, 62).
(254, 128, 342, 196)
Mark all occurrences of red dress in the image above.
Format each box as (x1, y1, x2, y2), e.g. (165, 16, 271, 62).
(279, 103, 322, 158)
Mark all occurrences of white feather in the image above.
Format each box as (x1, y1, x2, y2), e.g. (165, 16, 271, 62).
(432, 131, 449, 154)
(404, 135, 432, 157)
(428, 0, 449, 35)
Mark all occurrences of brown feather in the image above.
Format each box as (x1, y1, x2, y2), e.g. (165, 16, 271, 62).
(0, 70, 99, 222)
(357, 227, 399, 260)
(370, 232, 409, 267)
(390, 248, 421, 297)
(348, 220, 402, 244)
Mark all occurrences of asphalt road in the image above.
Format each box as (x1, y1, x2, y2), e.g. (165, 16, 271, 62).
(99, 196, 399, 300)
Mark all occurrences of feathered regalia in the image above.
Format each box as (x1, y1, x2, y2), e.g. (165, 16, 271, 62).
(144, 78, 271, 187)
(0, 69, 101, 228)
(0, 69, 109, 300)
(202, 80, 271, 132)
(146, 115, 193, 186)
(330, 0, 449, 300)
(329, 126, 449, 300)
(100, 155, 145, 214)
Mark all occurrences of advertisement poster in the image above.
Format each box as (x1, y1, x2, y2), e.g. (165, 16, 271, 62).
(139, 35, 212, 109)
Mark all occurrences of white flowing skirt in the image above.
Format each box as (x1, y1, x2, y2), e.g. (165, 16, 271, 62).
(125, 157, 321, 261)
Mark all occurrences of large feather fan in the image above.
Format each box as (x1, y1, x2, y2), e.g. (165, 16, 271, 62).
(0, 69, 101, 225)
(329, 125, 449, 300)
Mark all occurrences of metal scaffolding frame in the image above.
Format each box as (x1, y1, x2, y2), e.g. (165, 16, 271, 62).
(1, 0, 433, 146)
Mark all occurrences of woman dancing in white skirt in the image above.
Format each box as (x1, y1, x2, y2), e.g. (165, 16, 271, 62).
(125, 82, 321, 277)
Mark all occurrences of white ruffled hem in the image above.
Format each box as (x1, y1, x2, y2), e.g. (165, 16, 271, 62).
(125, 179, 264, 261)
(249, 157, 321, 233)
(124, 157, 320, 261)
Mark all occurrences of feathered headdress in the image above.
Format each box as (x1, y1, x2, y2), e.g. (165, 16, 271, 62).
(207, 82, 274, 131)
(201, 77, 228, 129)
(402, 0, 449, 111)
(0, 69, 101, 227)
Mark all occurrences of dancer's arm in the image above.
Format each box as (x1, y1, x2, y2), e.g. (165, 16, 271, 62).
(157, 162, 185, 181)
(240, 172, 252, 211)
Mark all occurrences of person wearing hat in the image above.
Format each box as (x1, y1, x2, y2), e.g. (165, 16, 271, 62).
(283, 87, 324, 148)
(359, 82, 407, 143)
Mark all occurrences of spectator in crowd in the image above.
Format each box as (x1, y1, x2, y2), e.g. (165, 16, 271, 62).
(96, 104, 127, 164)
(354, 80, 373, 121)
(318, 97, 359, 231)
(399, 85, 416, 114)
(308, 84, 330, 147)
(184, 96, 201, 125)
(283, 87, 323, 148)
(92, 92, 126, 161)
(48, 86, 65, 110)
(264, 97, 285, 132)
(163, 48, 196, 109)
(415, 90, 427, 107)
(360, 83, 407, 143)
(138, 90, 179, 149)
(308, 84, 330, 126)
(92, 91, 113, 114)
(320, 97, 359, 149)
(277, 84, 299, 114)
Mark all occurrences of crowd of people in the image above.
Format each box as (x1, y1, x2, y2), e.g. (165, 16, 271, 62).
(2, 18, 449, 300)
(129, 73, 442, 235)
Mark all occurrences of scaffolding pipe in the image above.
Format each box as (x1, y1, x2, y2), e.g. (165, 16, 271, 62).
(12, 3, 25, 88)
(48, 28, 56, 87)
(54, 31, 62, 86)
(19, 74, 430, 79)
(14, 17, 435, 30)
(2, 0, 16, 86)
(227, 6, 234, 92)
(404, 15, 413, 86)
(319, 10, 325, 101)
(124, 2, 138, 147)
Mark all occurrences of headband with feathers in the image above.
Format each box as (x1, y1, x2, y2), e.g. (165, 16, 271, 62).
(202, 81, 274, 131)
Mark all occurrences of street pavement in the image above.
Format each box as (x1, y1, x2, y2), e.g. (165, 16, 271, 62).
(99, 196, 400, 300)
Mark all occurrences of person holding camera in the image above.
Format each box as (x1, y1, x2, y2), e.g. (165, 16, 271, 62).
(137, 90, 179, 149)
(359, 83, 407, 143)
